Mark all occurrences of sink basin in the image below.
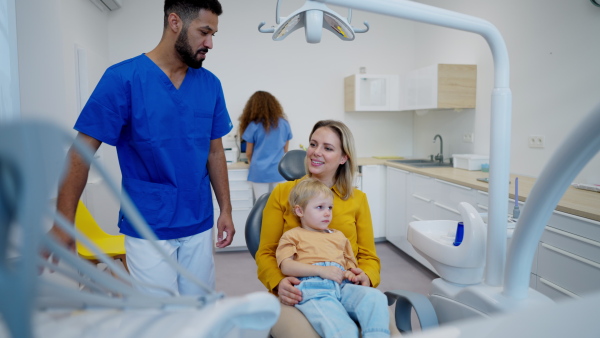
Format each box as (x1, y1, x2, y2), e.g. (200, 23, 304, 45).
(389, 159, 453, 168)
(408, 202, 486, 285)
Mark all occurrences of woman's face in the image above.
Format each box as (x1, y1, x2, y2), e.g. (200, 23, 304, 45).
(307, 126, 348, 186)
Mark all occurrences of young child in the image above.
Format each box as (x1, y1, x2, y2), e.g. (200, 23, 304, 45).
(238, 91, 293, 201)
(276, 178, 390, 338)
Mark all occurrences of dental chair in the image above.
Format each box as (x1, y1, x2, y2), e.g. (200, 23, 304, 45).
(245, 149, 307, 259)
(244, 149, 439, 335)
(0, 121, 280, 338)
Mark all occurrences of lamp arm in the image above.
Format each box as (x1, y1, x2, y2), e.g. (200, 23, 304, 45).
(276, 0, 282, 24)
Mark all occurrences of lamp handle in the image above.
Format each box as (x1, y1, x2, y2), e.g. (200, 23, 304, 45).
(353, 21, 370, 33)
(258, 22, 275, 33)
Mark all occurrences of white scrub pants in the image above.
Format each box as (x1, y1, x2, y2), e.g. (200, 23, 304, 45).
(124, 229, 215, 297)
(252, 182, 283, 202)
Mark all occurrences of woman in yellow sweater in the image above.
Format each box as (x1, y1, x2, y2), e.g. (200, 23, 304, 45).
(255, 120, 381, 337)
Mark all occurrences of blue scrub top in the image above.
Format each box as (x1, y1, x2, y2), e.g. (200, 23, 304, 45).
(242, 118, 292, 183)
(75, 54, 233, 239)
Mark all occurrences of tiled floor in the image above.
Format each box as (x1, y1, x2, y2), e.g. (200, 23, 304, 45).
(214, 241, 437, 298)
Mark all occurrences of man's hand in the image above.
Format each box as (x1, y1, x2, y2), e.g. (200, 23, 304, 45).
(215, 213, 234, 248)
(40, 225, 76, 273)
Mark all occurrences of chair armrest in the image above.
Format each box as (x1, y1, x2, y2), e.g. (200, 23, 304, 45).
(385, 290, 438, 333)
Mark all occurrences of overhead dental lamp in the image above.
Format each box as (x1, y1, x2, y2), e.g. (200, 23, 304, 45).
(258, 0, 369, 43)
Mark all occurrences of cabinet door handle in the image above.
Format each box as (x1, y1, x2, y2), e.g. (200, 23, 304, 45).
(541, 243, 600, 269)
(476, 204, 488, 211)
(545, 226, 600, 249)
(434, 202, 459, 215)
(435, 179, 472, 191)
(412, 194, 431, 203)
(539, 277, 580, 299)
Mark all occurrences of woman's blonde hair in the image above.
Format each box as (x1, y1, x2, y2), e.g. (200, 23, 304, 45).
(305, 120, 357, 200)
(288, 178, 334, 214)
(238, 91, 287, 136)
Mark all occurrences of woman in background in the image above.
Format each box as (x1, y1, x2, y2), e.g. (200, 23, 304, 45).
(239, 91, 293, 201)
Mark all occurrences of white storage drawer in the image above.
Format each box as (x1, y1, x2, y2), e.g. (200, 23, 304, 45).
(541, 226, 600, 264)
(228, 169, 249, 181)
(536, 276, 578, 301)
(548, 210, 600, 244)
(537, 242, 600, 297)
(434, 179, 475, 210)
(407, 174, 435, 221)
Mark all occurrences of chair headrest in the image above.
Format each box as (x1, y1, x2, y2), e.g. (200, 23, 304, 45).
(278, 149, 307, 181)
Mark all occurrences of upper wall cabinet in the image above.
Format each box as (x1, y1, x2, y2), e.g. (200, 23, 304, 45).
(400, 64, 477, 110)
(344, 74, 400, 111)
(401, 64, 477, 111)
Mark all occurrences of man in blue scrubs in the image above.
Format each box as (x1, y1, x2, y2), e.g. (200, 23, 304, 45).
(49, 0, 234, 296)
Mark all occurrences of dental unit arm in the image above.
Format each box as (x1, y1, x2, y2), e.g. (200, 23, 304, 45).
(318, 0, 512, 289)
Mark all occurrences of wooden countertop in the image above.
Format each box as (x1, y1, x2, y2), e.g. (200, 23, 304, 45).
(357, 157, 600, 222)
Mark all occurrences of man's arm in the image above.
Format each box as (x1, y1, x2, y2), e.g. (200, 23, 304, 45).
(49, 132, 102, 250)
(207, 138, 234, 248)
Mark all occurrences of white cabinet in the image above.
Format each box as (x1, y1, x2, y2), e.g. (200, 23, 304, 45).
(344, 74, 400, 111)
(433, 179, 476, 221)
(213, 169, 253, 250)
(535, 211, 600, 301)
(400, 64, 477, 111)
(385, 167, 409, 249)
(407, 173, 436, 222)
(360, 165, 387, 239)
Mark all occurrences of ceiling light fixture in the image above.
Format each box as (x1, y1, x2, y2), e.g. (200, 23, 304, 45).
(258, 0, 369, 43)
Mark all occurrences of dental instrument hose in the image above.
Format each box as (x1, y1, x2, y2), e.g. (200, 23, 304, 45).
(512, 177, 520, 219)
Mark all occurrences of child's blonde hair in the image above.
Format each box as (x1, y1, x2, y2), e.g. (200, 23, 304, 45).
(288, 178, 334, 214)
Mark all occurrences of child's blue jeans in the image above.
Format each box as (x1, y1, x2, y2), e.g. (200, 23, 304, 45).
(295, 262, 390, 338)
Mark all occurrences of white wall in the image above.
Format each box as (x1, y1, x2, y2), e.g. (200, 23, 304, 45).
(14, 0, 600, 230)
(107, 0, 417, 158)
(413, 0, 600, 184)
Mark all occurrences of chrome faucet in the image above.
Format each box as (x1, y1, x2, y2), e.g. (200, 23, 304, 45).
(433, 134, 443, 163)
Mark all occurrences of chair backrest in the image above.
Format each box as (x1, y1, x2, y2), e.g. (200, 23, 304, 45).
(278, 149, 306, 181)
(244, 192, 271, 259)
(245, 149, 307, 259)
(75, 200, 111, 239)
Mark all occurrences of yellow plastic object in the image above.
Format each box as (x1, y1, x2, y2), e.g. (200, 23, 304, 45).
(75, 201, 128, 271)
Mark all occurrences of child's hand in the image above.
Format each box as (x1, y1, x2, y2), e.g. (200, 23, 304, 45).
(318, 266, 345, 284)
(343, 270, 357, 283)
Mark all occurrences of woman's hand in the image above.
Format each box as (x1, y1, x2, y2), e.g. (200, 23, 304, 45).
(349, 267, 372, 286)
(343, 270, 358, 283)
(277, 276, 303, 306)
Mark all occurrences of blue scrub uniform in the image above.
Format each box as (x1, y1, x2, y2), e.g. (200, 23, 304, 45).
(242, 118, 292, 183)
(75, 54, 233, 240)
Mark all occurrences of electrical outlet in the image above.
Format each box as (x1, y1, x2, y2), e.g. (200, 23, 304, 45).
(463, 133, 474, 143)
(528, 135, 545, 148)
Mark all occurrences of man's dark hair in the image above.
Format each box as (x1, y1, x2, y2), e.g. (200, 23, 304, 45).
(164, 0, 223, 27)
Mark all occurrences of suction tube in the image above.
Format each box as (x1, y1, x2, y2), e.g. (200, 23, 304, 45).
(504, 103, 600, 300)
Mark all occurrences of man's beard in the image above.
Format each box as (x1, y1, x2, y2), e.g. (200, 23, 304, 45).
(175, 27, 207, 69)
